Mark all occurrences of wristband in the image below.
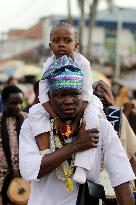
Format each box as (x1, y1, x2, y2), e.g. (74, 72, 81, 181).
(40, 149, 51, 156)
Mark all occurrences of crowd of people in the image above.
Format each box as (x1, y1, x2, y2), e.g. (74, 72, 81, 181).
(0, 22, 136, 205)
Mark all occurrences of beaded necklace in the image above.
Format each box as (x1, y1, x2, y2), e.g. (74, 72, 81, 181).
(50, 119, 74, 192)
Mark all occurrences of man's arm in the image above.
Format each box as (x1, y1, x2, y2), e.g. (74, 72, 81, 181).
(19, 119, 99, 181)
(130, 155, 136, 176)
(102, 120, 135, 204)
(38, 122, 99, 178)
(114, 182, 135, 205)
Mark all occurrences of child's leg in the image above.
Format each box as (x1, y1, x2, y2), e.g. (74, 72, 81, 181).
(29, 104, 51, 137)
(73, 104, 100, 184)
(73, 149, 96, 184)
(35, 132, 51, 155)
(28, 104, 51, 155)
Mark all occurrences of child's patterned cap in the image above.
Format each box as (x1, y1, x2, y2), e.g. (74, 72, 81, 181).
(42, 55, 83, 91)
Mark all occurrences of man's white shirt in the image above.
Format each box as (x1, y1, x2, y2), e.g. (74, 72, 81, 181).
(19, 106, 135, 205)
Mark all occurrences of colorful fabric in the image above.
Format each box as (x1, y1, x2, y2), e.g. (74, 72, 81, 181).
(41, 55, 81, 80)
(48, 71, 83, 91)
(41, 55, 83, 91)
(39, 53, 93, 104)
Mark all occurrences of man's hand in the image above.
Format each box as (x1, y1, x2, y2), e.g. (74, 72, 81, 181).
(72, 120, 99, 152)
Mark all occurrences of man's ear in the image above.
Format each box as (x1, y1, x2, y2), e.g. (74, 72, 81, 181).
(48, 91, 50, 98)
(49, 42, 52, 50)
(75, 43, 79, 51)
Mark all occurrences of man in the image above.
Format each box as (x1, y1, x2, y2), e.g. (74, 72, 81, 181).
(93, 80, 136, 170)
(123, 102, 136, 135)
(0, 85, 28, 205)
(19, 65, 135, 205)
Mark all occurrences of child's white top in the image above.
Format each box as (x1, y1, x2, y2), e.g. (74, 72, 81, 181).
(39, 53, 93, 104)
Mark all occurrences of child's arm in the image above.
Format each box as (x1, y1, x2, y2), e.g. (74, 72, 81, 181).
(28, 104, 51, 155)
(36, 132, 50, 152)
(71, 101, 88, 134)
(39, 80, 49, 105)
(39, 55, 55, 104)
(76, 54, 93, 102)
(75, 101, 88, 123)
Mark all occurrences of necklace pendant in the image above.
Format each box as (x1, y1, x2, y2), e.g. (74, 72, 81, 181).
(61, 124, 72, 138)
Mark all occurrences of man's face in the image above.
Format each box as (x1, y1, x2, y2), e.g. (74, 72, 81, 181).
(49, 88, 83, 120)
(49, 26, 79, 59)
(5, 93, 24, 117)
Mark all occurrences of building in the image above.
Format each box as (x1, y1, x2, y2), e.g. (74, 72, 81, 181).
(0, 21, 43, 60)
(0, 7, 136, 66)
(42, 7, 136, 65)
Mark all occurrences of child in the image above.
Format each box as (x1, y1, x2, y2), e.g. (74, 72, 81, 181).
(29, 22, 103, 184)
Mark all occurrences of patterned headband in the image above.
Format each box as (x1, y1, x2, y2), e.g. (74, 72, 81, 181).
(42, 55, 83, 91)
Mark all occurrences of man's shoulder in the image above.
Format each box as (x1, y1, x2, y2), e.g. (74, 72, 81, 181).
(29, 103, 45, 114)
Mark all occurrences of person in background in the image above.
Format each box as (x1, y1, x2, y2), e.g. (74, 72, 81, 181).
(0, 85, 28, 205)
(93, 80, 136, 204)
(23, 81, 39, 113)
(93, 80, 136, 168)
(115, 86, 129, 107)
(7, 76, 18, 86)
(123, 102, 136, 135)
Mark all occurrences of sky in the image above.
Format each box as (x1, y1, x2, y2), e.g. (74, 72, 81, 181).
(0, 0, 136, 33)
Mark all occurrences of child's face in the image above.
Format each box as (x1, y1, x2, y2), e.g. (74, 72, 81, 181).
(49, 26, 79, 59)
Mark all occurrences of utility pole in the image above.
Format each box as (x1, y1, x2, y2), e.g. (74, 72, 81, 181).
(0, 32, 5, 60)
(67, 0, 72, 23)
(115, 7, 123, 80)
